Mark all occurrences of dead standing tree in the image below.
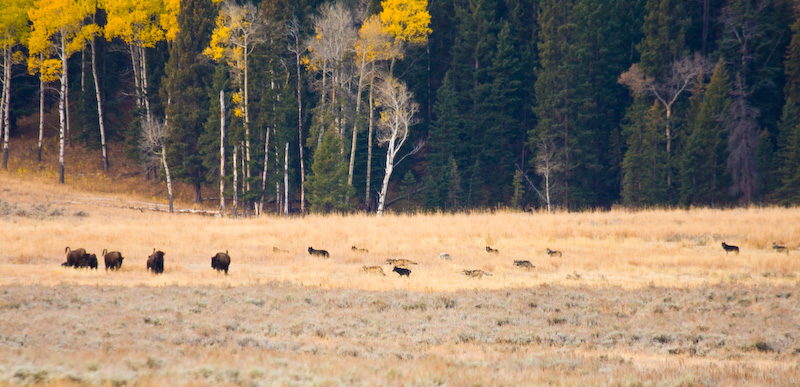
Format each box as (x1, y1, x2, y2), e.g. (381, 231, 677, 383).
(619, 54, 711, 186)
(374, 76, 422, 217)
(139, 119, 174, 213)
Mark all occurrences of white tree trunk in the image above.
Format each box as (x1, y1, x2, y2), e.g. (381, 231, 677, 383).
(161, 145, 173, 213)
(139, 45, 151, 123)
(90, 38, 108, 171)
(376, 152, 394, 217)
(219, 90, 226, 213)
(37, 74, 44, 162)
(1, 48, 9, 170)
(233, 145, 238, 218)
(129, 46, 142, 112)
(284, 141, 289, 216)
(58, 36, 67, 183)
(259, 126, 270, 215)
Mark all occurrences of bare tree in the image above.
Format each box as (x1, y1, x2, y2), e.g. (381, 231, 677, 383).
(139, 119, 174, 213)
(374, 76, 422, 217)
(307, 2, 357, 141)
(619, 54, 711, 153)
(535, 138, 562, 213)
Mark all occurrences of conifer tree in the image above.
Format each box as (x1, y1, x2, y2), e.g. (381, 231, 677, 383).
(777, 6, 800, 204)
(307, 130, 353, 213)
(162, 0, 217, 203)
(680, 58, 731, 206)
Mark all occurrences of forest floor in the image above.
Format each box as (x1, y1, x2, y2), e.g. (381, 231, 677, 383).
(1, 143, 800, 384)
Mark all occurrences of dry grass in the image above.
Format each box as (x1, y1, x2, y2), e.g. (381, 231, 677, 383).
(2, 171, 800, 385)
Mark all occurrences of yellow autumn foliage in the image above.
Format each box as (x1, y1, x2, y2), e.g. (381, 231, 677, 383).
(379, 0, 431, 45)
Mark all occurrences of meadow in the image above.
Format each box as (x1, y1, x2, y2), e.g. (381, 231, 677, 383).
(1, 171, 800, 385)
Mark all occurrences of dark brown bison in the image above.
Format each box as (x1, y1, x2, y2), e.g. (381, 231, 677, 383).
(308, 247, 330, 258)
(63, 247, 87, 267)
(62, 247, 96, 269)
(147, 249, 165, 274)
(103, 249, 124, 271)
(85, 254, 98, 270)
(211, 251, 231, 274)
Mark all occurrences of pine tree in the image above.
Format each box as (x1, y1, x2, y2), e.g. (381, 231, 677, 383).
(162, 0, 217, 203)
(621, 98, 668, 206)
(776, 6, 800, 204)
(680, 58, 731, 206)
(423, 72, 461, 209)
(307, 130, 353, 213)
(636, 0, 689, 79)
(477, 22, 521, 206)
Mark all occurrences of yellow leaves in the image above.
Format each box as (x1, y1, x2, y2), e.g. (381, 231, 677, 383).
(104, 0, 171, 46)
(28, 0, 92, 60)
(0, 0, 33, 49)
(355, 15, 394, 63)
(204, 15, 232, 61)
(379, 0, 432, 45)
(35, 58, 61, 82)
(231, 92, 243, 105)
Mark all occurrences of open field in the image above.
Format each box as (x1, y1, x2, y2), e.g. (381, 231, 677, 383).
(1, 172, 800, 385)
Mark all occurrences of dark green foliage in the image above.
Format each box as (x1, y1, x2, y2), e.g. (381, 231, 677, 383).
(679, 59, 732, 206)
(621, 98, 669, 206)
(162, 0, 218, 203)
(307, 131, 354, 213)
(636, 0, 689, 79)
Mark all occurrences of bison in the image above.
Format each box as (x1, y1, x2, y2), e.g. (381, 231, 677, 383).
(211, 251, 231, 274)
(102, 249, 124, 271)
(63, 247, 87, 267)
(62, 247, 96, 269)
(85, 254, 98, 270)
(308, 247, 330, 258)
(147, 249, 165, 274)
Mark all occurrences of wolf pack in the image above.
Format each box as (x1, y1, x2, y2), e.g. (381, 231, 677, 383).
(60, 240, 791, 278)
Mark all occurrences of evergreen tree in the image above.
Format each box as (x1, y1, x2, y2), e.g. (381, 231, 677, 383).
(621, 98, 668, 206)
(532, 0, 600, 209)
(776, 6, 800, 204)
(162, 0, 217, 203)
(636, 0, 689, 79)
(307, 130, 353, 213)
(477, 22, 521, 206)
(423, 72, 461, 209)
(680, 58, 731, 206)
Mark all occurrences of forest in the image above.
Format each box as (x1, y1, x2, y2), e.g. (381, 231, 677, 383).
(2, 0, 800, 214)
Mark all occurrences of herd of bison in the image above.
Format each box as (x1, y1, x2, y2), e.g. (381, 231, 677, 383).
(60, 242, 788, 278)
(59, 244, 547, 279)
(61, 247, 229, 275)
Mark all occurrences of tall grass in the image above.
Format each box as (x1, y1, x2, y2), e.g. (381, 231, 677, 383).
(2, 172, 799, 290)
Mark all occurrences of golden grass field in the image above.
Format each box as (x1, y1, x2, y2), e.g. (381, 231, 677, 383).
(2, 163, 800, 385)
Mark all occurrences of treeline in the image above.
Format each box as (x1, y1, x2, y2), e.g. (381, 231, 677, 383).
(2, 0, 800, 214)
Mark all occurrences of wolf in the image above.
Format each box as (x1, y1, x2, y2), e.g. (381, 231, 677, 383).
(485, 246, 499, 254)
(308, 247, 330, 258)
(392, 266, 411, 277)
(351, 246, 369, 253)
(772, 242, 789, 254)
(462, 269, 492, 279)
(513, 260, 534, 269)
(361, 265, 385, 276)
(546, 248, 562, 257)
(439, 252, 451, 260)
(385, 258, 417, 267)
(721, 242, 739, 254)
